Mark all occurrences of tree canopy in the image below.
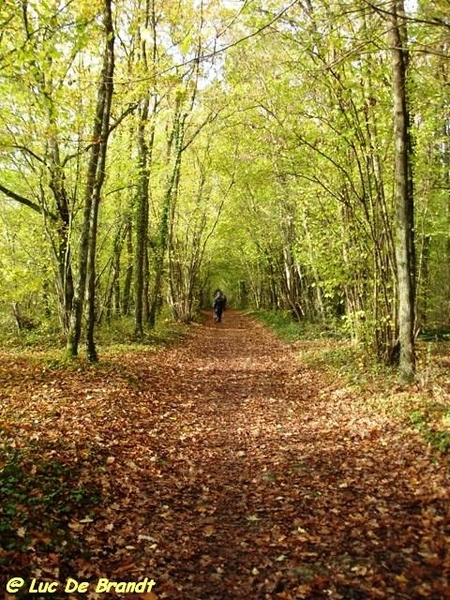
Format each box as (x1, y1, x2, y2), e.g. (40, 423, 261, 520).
(1, 0, 449, 375)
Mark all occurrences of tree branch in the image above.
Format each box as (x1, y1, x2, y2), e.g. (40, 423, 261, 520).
(363, 0, 450, 30)
(10, 145, 46, 164)
(134, 0, 300, 84)
(0, 183, 57, 221)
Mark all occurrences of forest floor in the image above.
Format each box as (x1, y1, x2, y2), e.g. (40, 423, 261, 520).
(0, 310, 449, 600)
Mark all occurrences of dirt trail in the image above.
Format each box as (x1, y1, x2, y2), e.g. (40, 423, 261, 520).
(1, 310, 449, 599)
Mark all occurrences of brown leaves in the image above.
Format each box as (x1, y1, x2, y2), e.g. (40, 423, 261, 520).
(0, 311, 449, 598)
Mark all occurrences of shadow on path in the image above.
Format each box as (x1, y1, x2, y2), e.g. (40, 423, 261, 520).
(0, 310, 448, 599)
(108, 310, 449, 599)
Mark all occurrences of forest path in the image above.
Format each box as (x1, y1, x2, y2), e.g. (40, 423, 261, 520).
(0, 310, 449, 599)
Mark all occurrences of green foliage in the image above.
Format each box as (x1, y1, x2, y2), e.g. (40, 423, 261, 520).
(410, 408, 450, 453)
(0, 319, 63, 349)
(251, 310, 306, 341)
(0, 441, 103, 558)
(97, 313, 190, 349)
(0, 311, 189, 362)
(0, 0, 450, 370)
(251, 309, 343, 342)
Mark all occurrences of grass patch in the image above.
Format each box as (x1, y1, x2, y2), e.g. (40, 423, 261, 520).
(97, 313, 190, 348)
(0, 320, 65, 350)
(0, 310, 190, 357)
(0, 315, 191, 375)
(254, 310, 450, 455)
(250, 309, 342, 342)
(409, 405, 450, 453)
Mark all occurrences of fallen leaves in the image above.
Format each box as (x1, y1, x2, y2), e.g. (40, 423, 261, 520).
(0, 311, 449, 599)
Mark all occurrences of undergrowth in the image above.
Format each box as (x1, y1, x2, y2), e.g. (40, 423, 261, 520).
(255, 309, 450, 456)
(0, 315, 190, 373)
(0, 439, 106, 583)
(249, 309, 343, 342)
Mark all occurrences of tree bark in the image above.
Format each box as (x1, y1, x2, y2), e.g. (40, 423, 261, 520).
(134, 95, 150, 338)
(134, 0, 158, 336)
(122, 218, 133, 316)
(85, 0, 115, 362)
(389, 0, 415, 380)
(148, 104, 184, 327)
(66, 0, 115, 359)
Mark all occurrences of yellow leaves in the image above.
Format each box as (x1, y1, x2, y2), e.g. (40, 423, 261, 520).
(68, 517, 93, 532)
(180, 33, 193, 57)
(138, 593, 158, 600)
(246, 514, 260, 522)
(73, 0, 104, 22)
(79, 517, 94, 524)
(291, 584, 313, 598)
(202, 524, 215, 537)
(68, 521, 85, 532)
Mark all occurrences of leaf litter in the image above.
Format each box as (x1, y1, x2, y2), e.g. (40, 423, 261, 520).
(0, 311, 449, 599)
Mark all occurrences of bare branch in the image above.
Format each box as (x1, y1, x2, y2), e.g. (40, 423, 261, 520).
(0, 183, 57, 221)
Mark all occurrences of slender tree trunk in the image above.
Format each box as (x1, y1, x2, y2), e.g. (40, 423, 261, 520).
(134, 0, 158, 335)
(148, 107, 184, 327)
(85, 0, 115, 362)
(389, 0, 415, 380)
(122, 219, 133, 316)
(113, 233, 122, 315)
(66, 0, 115, 359)
(47, 139, 74, 333)
(101, 222, 125, 322)
(134, 95, 150, 338)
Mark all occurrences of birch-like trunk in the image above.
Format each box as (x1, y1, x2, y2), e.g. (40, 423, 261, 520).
(389, 0, 415, 380)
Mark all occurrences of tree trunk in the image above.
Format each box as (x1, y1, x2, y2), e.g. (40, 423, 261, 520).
(389, 0, 415, 380)
(134, 0, 158, 335)
(148, 106, 184, 327)
(122, 218, 133, 316)
(66, 0, 115, 359)
(47, 138, 74, 333)
(134, 95, 150, 338)
(85, 0, 115, 362)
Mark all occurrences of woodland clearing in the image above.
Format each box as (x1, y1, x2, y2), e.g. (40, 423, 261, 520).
(0, 310, 449, 600)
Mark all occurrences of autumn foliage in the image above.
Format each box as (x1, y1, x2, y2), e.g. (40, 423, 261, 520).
(0, 311, 449, 599)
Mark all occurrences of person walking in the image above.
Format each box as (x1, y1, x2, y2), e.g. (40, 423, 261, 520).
(213, 290, 227, 323)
